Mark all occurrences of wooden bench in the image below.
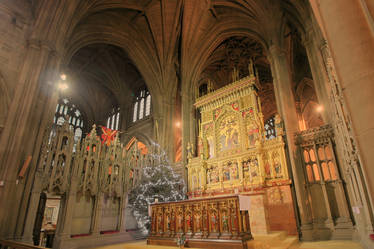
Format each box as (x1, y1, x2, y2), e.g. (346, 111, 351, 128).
(0, 240, 47, 249)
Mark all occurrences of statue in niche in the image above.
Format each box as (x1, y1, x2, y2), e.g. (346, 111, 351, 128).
(247, 122, 260, 147)
(230, 161, 239, 179)
(194, 213, 201, 232)
(187, 142, 193, 160)
(250, 158, 259, 177)
(223, 166, 231, 181)
(231, 208, 238, 230)
(176, 213, 183, 232)
(274, 114, 284, 136)
(242, 160, 250, 179)
(186, 213, 192, 232)
(210, 212, 218, 232)
(265, 161, 272, 178)
(166, 215, 170, 231)
(274, 159, 282, 178)
(222, 212, 229, 232)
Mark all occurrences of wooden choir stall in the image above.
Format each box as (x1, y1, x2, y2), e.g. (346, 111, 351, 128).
(147, 195, 252, 249)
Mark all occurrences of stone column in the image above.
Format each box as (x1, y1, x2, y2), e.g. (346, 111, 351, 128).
(21, 172, 44, 243)
(181, 91, 196, 181)
(91, 193, 104, 236)
(267, 45, 313, 239)
(119, 194, 128, 232)
(15, 54, 61, 240)
(310, 1, 374, 246)
(153, 97, 175, 162)
(53, 177, 78, 249)
(0, 39, 58, 238)
(302, 26, 331, 124)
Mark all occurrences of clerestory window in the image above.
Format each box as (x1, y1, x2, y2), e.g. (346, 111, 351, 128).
(106, 107, 120, 130)
(133, 88, 151, 122)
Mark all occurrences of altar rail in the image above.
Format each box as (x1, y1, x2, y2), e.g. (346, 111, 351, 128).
(0, 240, 47, 249)
(148, 195, 252, 249)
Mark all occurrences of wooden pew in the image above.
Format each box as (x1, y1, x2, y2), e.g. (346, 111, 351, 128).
(0, 240, 47, 249)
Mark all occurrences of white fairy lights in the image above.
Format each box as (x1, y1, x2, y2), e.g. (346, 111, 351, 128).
(128, 142, 186, 235)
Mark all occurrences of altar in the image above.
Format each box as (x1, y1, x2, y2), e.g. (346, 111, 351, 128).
(147, 195, 252, 249)
(187, 75, 296, 236)
(148, 75, 297, 248)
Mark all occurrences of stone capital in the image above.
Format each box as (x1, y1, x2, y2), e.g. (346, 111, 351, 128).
(268, 45, 287, 59)
(26, 38, 61, 59)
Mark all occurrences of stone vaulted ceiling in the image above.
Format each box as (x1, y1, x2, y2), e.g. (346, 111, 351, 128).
(66, 44, 146, 125)
(29, 0, 312, 127)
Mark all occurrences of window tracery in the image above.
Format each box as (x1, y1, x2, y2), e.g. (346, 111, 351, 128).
(53, 98, 84, 141)
(107, 107, 120, 130)
(132, 88, 151, 122)
(264, 116, 276, 140)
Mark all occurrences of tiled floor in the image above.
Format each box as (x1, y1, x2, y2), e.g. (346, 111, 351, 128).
(296, 240, 364, 249)
(89, 239, 364, 249)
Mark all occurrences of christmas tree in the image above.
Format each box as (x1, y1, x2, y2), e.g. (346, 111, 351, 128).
(128, 143, 186, 234)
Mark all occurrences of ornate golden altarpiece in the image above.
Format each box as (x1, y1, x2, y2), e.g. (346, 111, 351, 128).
(148, 76, 297, 248)
(185, 76, 296, 236)
(188, 76, 288, 194)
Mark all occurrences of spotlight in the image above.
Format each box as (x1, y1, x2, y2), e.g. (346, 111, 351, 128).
(176, 121, 181, 128)
(58, 82, 68, 91)
(316, 105, 323, 113)
(60, 74, 67, 81)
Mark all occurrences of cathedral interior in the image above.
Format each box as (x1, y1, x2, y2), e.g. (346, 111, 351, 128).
(0, 0, 373, 249)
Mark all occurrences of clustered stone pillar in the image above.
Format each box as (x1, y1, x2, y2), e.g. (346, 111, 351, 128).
(310, 0, 374, 246)
(0, 39, 61, 238)
(267, 44, 313, 239)
(181, 90, 197, 182)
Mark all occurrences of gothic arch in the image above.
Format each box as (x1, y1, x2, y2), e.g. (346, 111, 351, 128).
(123, 134, 153, 154)
(63, 26, 163, 121)
(184, 27, 267, 98)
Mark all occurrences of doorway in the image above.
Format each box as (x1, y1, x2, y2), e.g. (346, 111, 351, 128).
(33, 193, 61, 248)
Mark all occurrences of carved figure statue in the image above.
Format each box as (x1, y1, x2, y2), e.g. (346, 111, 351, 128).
(231, 162, 239, 179)
(274, 113, 284, 136)
(211, 212, 218, 232)
(186, 214, 192, 231)
(195, 213, 201, 232)
(177, 214, 183, 232)
(223, 167, 231, 181)
(222, 212, 229, 232)
(250, 159, 259, 177)
(166, 215, 170, 231)
(187, 142, 193, 160)
(265, 162, 271, 178)
(274, 159, 282, 178)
